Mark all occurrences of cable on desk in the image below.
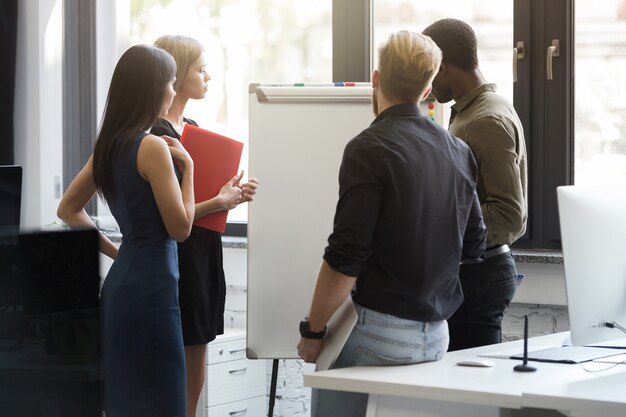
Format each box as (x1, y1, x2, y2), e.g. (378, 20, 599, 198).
(603, 321, 626, 335)
(578, 322, 626, 372)
(579, 358, 626, 373)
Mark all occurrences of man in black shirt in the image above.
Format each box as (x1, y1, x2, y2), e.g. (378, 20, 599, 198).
(297, 30, 486, 417)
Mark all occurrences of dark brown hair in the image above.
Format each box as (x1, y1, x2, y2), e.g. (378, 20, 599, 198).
(92, 44, 176, 201)
(422, 18, 478, 71)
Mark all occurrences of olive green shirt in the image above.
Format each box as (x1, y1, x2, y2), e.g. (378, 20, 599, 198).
(449, 84, 527, 247)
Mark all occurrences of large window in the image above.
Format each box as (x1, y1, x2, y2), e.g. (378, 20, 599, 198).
(574, 0, 626, 185)
(130, 0, 332, 224)
(117, 1, 626, 246)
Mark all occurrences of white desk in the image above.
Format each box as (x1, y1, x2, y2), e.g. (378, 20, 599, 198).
(304, 332, 626, 417)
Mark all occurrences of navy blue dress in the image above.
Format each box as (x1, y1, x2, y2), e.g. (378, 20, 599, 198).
(101, 132, 186, 417)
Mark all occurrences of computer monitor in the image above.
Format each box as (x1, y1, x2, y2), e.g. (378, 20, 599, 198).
(0, 165, 22, 233)
(557, 185, 626, 347)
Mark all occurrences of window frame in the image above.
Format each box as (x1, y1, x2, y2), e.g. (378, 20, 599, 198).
(63, 0, 98, 215)
(513, 0, 574, 249)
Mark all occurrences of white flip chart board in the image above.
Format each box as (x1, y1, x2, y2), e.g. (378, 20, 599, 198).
(246, 84, 444, 359)
(246, 84, 373, 359)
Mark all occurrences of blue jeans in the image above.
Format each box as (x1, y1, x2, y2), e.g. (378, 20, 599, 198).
(448, 251, 521, 351)
(311, 303, 449, 417)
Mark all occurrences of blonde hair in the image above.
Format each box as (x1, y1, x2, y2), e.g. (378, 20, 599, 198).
(377, 31, 442, 103)
(154, 35, 204, 92)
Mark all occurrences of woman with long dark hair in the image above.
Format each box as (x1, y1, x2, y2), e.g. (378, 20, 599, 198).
(57, 44, 194, 417)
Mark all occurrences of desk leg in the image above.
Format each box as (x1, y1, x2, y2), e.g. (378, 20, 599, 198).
(365, 394, 501, 417)
(365, 394, 379, 417)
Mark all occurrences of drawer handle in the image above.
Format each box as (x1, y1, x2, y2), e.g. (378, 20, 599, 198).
(229, 408, 247, 416)
(228, 367, 248, 375)
(229, 348, 247, 355)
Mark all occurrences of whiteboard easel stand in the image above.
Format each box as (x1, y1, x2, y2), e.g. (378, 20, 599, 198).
(248, 84, 376, 417)
(268, 359, 279, 417)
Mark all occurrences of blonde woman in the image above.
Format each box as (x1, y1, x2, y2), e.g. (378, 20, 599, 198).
(152, 35, 258, 417)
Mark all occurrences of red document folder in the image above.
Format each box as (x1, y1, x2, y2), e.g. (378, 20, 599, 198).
(180, 124, 244, 233)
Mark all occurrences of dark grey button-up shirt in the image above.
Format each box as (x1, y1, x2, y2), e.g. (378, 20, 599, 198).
(324, 103, 486, 322)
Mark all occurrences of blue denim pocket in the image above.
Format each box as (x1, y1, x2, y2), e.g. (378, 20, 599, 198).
(353, 345, 415, 366)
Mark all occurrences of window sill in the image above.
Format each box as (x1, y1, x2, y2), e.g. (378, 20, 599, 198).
(222, 236, 247, 249)
(102, 230, 247, 249)
(513, 249, 563, 265)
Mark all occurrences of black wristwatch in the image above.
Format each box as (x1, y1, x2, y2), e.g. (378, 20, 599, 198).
(299, 318, 327, 339)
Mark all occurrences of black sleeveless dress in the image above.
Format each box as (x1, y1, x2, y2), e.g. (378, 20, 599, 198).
(102, 131, 186, 416)
(151, 118, 226, 346)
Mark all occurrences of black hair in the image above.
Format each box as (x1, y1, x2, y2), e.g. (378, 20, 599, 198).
(422, 18, 478, 71)
(92, 44, 176, 201)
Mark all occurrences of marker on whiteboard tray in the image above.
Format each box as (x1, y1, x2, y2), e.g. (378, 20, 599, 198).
(289, 82, 364, 87)
(294, 82, 342, 87)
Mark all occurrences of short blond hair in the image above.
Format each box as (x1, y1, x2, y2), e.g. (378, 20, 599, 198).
(154, 35, 204, 93)
(377, 31, 442, 103)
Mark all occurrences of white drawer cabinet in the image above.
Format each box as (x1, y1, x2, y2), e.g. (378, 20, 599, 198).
(206, 394, 266, 417)
(202, 329, 267, 417)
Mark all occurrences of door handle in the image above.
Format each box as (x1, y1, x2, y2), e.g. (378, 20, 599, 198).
(513, 41, 525, 82)
(546, 39, 560, 80)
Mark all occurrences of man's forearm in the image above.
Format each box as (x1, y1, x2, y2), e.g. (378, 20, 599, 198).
(306, 260, 357, 332)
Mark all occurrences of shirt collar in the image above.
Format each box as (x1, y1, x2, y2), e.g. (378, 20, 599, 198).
(372, 103, 422, 125)
(452, 83, 497, 114)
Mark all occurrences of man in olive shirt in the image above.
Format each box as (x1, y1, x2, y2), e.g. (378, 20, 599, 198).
(423, 18, 528, 350)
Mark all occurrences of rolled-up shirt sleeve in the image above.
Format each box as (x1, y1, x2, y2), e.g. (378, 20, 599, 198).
(323, 137, 383, 277)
